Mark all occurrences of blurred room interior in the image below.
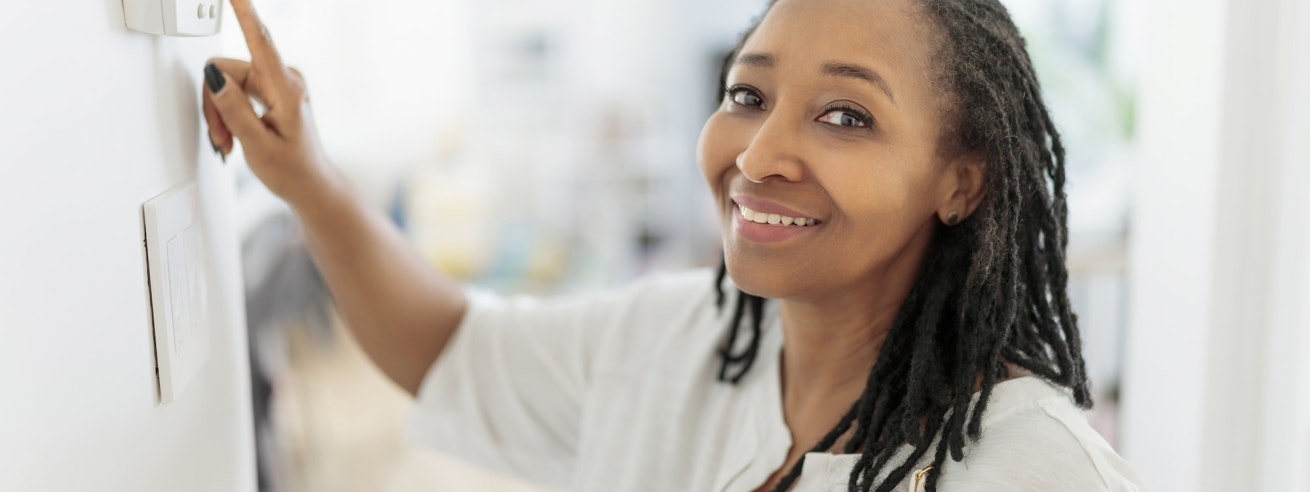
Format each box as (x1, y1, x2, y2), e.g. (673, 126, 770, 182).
(234, 0, 1141, 490)
(1, 0, 1307, 491)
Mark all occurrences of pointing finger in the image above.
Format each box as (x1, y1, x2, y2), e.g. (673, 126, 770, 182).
(228, 0, 287, 75)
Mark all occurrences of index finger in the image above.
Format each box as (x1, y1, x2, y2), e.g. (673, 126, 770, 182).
(229, 0, 286, 71)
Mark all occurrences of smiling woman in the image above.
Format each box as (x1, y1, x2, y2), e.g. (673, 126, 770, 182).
(701, 0, 1119, 489)
(203, 0, 1145, 491)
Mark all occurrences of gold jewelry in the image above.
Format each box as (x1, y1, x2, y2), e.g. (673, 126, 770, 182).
(912, 466, 934, 491)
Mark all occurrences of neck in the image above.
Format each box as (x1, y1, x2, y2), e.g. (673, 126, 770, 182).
(776, 289, 901, 423)
(773, 242, 930, 445)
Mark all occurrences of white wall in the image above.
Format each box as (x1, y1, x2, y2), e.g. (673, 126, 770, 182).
(0, 2, 256, 491)
(1267, 3, 1310, 490)
(1122, 0, 1310, 489)
(1120, 0, 1224, 483)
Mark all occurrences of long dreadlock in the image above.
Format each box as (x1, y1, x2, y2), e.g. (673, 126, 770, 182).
(711, 1, 1092, 491)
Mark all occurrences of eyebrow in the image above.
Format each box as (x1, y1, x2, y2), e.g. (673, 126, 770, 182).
(733, 52, 896, 104)
(821, 62, 896, 103)
(735, 52, 775, 68)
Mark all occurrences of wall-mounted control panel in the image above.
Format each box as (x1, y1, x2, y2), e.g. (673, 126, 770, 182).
(143, 183, 211, 403)
(124, 0, 224, 36)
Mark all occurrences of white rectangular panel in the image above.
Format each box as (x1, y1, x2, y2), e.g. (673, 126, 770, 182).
(143, 183, 210, 403)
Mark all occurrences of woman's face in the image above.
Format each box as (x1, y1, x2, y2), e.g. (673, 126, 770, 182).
(699, 0, 960, 302)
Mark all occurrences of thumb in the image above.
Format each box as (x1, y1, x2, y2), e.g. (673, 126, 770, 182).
(204, 63, 269, 147)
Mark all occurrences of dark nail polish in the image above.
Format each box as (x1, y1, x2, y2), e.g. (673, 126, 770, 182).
(204, 63, 226, 93)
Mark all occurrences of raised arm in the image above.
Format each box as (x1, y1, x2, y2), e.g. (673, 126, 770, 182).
(202, 0, 464, 395)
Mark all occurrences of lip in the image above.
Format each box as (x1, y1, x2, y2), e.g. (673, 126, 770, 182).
(729, 195, 823, 244)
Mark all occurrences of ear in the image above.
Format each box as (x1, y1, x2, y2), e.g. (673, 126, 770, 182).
(936, 151, 987, 226)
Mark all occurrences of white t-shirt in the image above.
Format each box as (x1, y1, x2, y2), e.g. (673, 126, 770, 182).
(405, 269, 1148, 492)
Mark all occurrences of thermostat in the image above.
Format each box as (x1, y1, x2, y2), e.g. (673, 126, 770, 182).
(124, 0, 224, 36)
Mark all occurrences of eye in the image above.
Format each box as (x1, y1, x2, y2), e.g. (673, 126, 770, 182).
(725, 86, 765, 109)
(817, 104, 873, 129)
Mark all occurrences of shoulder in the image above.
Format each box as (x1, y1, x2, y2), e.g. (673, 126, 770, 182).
(535, 268, 719, 330)
(467, 268, 724, 375)
(614, 268, 719, 310)
(466, 268, 717, 320)
(937, 377, 1148, 492)
(587, 268, 725, 365)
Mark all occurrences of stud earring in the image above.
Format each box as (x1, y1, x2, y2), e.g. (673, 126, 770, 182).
(946, 211, 960, 226)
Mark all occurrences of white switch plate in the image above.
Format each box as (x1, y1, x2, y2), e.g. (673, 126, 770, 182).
(143, 183, 210, 403)
(124, 0, 224, 37)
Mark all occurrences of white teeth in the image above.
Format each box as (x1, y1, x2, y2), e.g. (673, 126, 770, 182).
(737, 204, 817, 227)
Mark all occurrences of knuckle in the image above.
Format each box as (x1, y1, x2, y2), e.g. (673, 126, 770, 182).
(214, 94, 241, 112)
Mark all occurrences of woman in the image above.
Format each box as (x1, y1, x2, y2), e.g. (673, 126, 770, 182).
(203, 0, 1146, 490)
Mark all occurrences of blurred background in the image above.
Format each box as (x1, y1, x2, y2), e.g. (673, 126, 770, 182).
(1, 0, 1306, 491)
(226, 0, 1149, 490)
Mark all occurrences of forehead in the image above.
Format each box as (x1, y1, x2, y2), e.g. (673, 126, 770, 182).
(739, 0, 939, 89)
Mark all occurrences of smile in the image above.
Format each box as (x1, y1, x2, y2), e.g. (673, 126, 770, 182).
(738, 204, 818, 227)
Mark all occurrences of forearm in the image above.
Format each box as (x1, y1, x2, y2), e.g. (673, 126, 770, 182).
(290, 171, 467, 396)
(202, 0, 463, 396)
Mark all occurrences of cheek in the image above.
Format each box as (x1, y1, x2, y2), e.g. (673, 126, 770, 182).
(696, 111, 745, 190)
(818, 153, 934, 241)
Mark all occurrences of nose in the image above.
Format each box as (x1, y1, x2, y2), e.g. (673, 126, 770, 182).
(735, 110, 807, 183)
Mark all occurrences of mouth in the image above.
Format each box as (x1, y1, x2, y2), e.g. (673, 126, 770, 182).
(736, 203, 820, 227)
(729, 197, 824, 244)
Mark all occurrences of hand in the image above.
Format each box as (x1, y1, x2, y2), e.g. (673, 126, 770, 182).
(202, 0, 334, 206)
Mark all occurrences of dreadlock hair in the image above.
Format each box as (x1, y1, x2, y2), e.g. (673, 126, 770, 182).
(711, 1, 1092, 491)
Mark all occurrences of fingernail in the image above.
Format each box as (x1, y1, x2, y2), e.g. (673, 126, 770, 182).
(204, 63, 226, 94)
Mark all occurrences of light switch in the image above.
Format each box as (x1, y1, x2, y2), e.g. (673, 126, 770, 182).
(124, 0, 223, 37)
(143, 183, 211, 403)
(167, 235, 190, 351)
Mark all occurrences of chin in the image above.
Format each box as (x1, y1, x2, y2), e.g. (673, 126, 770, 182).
(723, 250, 799, 300)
